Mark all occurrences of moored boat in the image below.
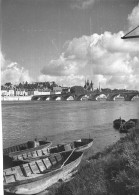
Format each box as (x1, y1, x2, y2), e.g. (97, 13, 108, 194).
(3, 139, 52, 167)
(119, 120, 136, 133)
(4, 150, 83, 195)
(12, 138, 93, 162)
(113, 118, 125, 129)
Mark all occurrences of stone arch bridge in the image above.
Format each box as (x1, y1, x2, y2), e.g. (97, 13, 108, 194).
(31, 91, 139, 101)
(88, 91, 139, 101)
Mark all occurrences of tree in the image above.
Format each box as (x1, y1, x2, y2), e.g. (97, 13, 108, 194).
(70, 86, 86, 95)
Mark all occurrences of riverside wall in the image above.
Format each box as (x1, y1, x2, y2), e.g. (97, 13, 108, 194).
(1, 96, 32, 101)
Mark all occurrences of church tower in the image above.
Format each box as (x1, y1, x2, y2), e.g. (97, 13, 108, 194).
(90, 80, 94, 91)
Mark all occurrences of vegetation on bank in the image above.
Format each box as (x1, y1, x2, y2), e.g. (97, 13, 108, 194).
(48, 130, 139, 195)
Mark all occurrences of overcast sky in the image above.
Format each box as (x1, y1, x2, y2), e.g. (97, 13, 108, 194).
(1, 0, 139, 89)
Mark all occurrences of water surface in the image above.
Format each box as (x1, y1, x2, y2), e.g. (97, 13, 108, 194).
(2, 100, 139, 154)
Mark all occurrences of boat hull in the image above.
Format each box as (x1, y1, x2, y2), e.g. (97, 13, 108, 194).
(75, 140, 93, 152)
(4, 152, 83, 195)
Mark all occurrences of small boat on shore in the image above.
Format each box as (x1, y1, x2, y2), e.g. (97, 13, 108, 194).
(12, 138, 93, 163)
(4, 150, 83, 195)
(3, 139, 52, 168)
(113, 118, 125, 129)
(113, 118, 137, 133)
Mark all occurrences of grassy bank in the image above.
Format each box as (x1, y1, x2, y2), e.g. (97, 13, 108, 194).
(48, 129, 139, 195)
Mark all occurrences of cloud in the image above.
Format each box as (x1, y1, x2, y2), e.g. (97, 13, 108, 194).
(128, 3, 139, 29)
(40, 30, 139, 89)
(1, 52, 33, 85)
(39, 3, 139, 90)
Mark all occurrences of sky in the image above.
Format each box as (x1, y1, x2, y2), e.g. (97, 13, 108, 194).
(1, 0, 139, 89)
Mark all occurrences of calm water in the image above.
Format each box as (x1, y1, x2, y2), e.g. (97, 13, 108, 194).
(2, 100, 139, 155)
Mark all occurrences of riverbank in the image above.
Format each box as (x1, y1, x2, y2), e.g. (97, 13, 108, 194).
(47, 123, 139, 195)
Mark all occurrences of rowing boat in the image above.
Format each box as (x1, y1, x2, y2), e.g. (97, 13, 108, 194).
(3, 139, 52, 168)
(12, 138, 93, 162)
(49, 138, 93, 153)
(4, 150, 83, 194)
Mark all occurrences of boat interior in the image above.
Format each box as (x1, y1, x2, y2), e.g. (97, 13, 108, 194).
(49, 139, 92, 153)
(4, 152, 69, 184)
(4, 151, 82, 184)
(3, 140, 49, 155)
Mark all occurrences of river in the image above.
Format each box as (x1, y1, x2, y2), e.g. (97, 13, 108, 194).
(2, 100, 139, 155)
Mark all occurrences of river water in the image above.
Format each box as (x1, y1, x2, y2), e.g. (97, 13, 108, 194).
(2, 100, 139, 155)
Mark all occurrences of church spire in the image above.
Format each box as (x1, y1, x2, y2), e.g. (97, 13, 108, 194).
(90, 80, 93, 91)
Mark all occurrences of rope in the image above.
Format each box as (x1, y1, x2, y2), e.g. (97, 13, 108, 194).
(121, 25, 139, 39)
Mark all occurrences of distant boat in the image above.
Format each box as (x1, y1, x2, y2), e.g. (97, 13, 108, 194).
(119, 119, 136, 133)
(113, 118, 137, 133)
(4, 150, 83, 195)
(113, 118, 125, 129)
(3, 139, 52, 168)
(12, 138, 93, 163)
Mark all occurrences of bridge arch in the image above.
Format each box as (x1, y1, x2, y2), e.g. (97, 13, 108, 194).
(31, 96, 41, 100)
(123, 94, 139, 101)
(74, 94, 87, 101)
(96, 94, 107, 100)
(89, 92, 107, 101)
(66, 96, 74, 101)
(106, 93, 120, 101)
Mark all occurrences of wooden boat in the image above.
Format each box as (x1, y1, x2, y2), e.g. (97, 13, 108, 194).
(113, 118, 125, 129)
(12, 138, 93, 162)
(4, 150, 83, 195)
(3, 139, 52, 168)
(119, 120, 136, 133)
(49, 138, 93, 153)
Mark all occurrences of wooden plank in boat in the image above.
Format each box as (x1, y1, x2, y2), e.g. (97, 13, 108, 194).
(23, 153, 27, 159)
(64, 144, 72, 151)
(27, 152, 32, 158)
(32, 151, 38, 157)
(19, 144, 23, 150)
(55, 153, 62, 162)
(11, 147, 15, 153)
(24, 143, 28, 148)
(29, 161, 40, 174)
(12, 155, 18, 161)
(11, 146, 15, 152)
(49, 156, 57, 165)
(42, 158, 52, 169)
(4, 168, 13, 176)
(22, 164, 32, 177)
(36, 160, 46, 172)
(17, 154, 23, 160)
(12, 166, 24, 177)
(13, 146, 17, 152)
(5, 174, 15, 183)
(16, 145, 20, 151)
(42, 148, 48, 155)
(37, 150, 42, 156)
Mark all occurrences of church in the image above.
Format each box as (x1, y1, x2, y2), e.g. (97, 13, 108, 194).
(84, 80, 94, 91)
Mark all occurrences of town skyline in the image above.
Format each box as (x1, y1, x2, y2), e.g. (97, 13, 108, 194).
(1, 0, 139, 90)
